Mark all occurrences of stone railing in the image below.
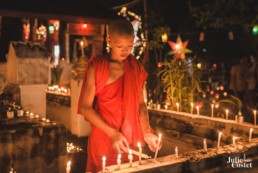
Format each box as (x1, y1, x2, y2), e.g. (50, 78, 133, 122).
(105, 109, 258, 173)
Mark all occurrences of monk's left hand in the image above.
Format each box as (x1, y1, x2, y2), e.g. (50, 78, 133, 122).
(143, 132, 162, 152)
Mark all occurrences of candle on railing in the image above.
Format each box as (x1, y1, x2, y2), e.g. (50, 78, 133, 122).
(190, 103, 194, 114)
(196, 106, 199, 115)
(249, 128, 253, 142)
(254, 110, 257, 126)
(225, 109, 229, 120)
(117, 154, 121, 170)
(154, 133, 162, 159)
(203, 138, 207, 152)
(157, 104, 161, 110)
(66, 160, 71, 173)
(211, 104, 214, 118)
(176, 102, 179, 112)
(164, 104, 168, 110)
(232, 136, 238, 146)
(137, 142, 142, 165)
(102, 156, 106, 173)
(128, 149, 133, 167)
(175, 147, 178, 159)
(217, 132, 222, 148)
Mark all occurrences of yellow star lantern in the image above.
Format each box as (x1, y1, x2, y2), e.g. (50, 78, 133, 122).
(167, 35, 192, 60)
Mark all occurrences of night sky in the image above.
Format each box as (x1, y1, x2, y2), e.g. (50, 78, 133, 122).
(0, 0, 256, 67)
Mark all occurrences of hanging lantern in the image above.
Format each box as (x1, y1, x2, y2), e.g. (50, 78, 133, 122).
(161, 33, 168, 43)
(228, 31, 234, 40)
(199, 32, 205, 41)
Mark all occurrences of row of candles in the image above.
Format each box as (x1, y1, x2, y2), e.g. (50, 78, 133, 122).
(216, 128, 254, 149)
(46, 85, 70, 95)
(99, 128, 255, 172)
(151, 101, 257, 125)
(101, 133, 162, 172)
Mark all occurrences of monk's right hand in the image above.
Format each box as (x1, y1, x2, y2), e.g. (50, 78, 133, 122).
(109, 130, 129, 154)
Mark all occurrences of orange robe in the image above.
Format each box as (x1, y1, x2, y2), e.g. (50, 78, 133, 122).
(78, 54, 148, 172)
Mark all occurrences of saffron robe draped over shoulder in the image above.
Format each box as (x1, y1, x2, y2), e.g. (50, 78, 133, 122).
(77, 54, 148, 172)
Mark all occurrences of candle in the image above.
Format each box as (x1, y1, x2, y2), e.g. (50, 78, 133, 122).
(190, 103, 194, 114)
(232, 136, 238, 146)
(225, 109, 229, 120)
(164, 104, 168, 110)
(217, 132, 222, 148)
(203, 139, 207, 152)
(137, 142, 142, 165)
(128, 149, 133, 167)
(66, 160, 71, 173)
(176, 102, 179, 112)
(80, 41, 84, 55)
(254, 110, 257, 125)
(102, 156, 106, 173)
(117, 154, 121, 170)
(175, 147, 178, 159)
(249, 128, 253, 142)
(196, 106, 199, 115)
(154, 133, 162, 159)
(211, 104, 214, 118)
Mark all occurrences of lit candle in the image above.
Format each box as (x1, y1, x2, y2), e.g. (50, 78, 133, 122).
(190, 103, 194, 114)
(232, 136, 237, 146)
(249, 128, 253, 142)
(128, 149, 133, 167)
(164, 104, 168, 110)
(176, 102, 179, 112)
(154, 133, 162, 159)
(196, 106, 199, 115)
(203, 139, 207, 152)
(66, 160, 71, 173)
(211, 104, 214, 118)
(175, 147, 178, 159)
(217, 132, 222, 148)
(80, 41, 84, 55)
(102, 156, 106, 173)
(137, 142, 142, 165)
(254, 110, 257, 126)
(225, 109, 229, 120)
(117, 154, 121, 170)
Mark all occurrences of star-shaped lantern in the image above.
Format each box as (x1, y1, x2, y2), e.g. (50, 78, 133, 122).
(167, 35, 192, 60)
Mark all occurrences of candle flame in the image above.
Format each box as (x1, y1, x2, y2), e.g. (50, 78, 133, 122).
(67, 160, 71, 167)
(102, 156, 106, 161)
(159, 133, 162, 138)
(129, 149, 132, 155)
(118, 153, 121, 159)
(137, 142, 141, 148)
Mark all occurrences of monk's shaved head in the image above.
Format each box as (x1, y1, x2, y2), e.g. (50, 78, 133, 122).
(108, 19, 134, 37)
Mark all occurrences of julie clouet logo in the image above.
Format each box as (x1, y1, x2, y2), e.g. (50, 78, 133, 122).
(227, 153, 252, 168)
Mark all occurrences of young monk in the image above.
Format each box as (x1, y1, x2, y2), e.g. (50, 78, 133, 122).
(78, 19, 161, 173)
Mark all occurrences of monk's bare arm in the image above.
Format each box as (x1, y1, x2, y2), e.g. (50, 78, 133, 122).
(139, 86, 161, 151)
(78, 64, 116, 137)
